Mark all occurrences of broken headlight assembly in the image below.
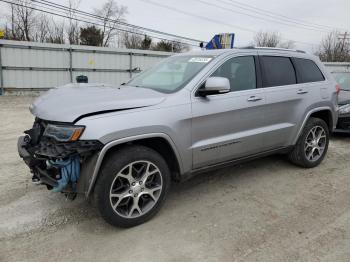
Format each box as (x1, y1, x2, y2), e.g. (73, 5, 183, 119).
(43, 124, 85, 142)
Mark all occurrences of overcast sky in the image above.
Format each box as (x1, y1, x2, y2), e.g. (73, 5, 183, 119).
(1, 0, 349, 52)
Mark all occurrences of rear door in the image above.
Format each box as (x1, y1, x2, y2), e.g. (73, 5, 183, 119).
(258, 53, 324, 149)
(191, 54, 266, 169)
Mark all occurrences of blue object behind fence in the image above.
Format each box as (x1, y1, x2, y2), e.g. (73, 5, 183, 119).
(205, 33, 235, 50)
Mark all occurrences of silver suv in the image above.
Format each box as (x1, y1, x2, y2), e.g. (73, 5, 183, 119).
(18, 47, 339, 227)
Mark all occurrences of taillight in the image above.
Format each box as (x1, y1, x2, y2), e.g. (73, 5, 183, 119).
(335, 84, 341, 95)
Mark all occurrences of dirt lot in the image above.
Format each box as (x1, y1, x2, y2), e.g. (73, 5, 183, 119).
(1, 96, 350, 262)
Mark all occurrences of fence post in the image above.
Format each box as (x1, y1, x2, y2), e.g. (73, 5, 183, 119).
(129, 52, 133, 78)
(69, 48, 73, 82)
(0, 44, 3, 95)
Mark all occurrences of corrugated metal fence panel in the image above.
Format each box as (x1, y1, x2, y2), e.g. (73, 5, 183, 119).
(0, 40, 171, 91)
(2, 47, 69, 68)
(324, 62, 350, 73)
(72, 51, 130, 70)
(4, 70, 70, 88)
(132, 55, 163, 70)
(72, 71, 130, 86)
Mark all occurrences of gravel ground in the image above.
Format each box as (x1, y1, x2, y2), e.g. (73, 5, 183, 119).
(1, 96, 350, 262)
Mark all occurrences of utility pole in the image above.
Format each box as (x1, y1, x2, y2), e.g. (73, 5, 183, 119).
(337, 32, 350, 61)
(338, 32, 350, 46)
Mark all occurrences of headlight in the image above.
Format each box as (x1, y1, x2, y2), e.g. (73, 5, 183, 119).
(43, 124, 85, 142)
(339, 104, 350, 115)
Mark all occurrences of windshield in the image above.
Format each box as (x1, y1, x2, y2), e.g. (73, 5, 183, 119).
(334, 72, 350, 91)
(127, 55, 214, 93)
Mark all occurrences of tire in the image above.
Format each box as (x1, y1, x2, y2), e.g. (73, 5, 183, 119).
(288, 117, 329, 168)
(94, 145, 171, 228)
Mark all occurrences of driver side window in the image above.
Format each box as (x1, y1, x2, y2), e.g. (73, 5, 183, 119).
(211, 56, 256, 92)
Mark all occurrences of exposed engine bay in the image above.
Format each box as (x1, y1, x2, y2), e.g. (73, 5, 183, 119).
(18, 118, 103, 199)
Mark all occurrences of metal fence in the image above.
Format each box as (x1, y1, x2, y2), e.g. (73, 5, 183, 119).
(324, 62, 350, 73)
(1, 41, 350, 95)
(0, 40, 172, 95)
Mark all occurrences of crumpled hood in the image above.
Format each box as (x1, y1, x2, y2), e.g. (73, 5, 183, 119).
(30, 83, 166, 123)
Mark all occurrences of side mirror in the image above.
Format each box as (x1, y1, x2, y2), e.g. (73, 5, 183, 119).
(197, 77, 230, 97)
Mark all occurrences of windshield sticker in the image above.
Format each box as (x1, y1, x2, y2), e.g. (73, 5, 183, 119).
(188, 57, 212, 63)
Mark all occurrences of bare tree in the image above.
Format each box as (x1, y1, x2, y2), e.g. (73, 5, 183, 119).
(46, 20, 65, 44)
(94, 0, 127, 47)
(9, 0, 37, 41)
(317, 31, 350, 62)
(66, 0, 81, 45)
(121, 32, 155, 50)
(253, 31, 281, 47)
(121, 31, 142, 49)
(152, 39, 189, 53)
(252, 31, 296, 49)
(34, 14, 49, 42)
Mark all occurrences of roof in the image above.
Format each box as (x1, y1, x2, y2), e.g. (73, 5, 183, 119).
(179, 47, 309, 57)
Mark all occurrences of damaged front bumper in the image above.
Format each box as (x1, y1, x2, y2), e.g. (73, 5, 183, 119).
(18, 119, 103, 197)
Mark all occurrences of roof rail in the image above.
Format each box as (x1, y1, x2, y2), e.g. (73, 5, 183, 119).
(238, 46, 306, 53)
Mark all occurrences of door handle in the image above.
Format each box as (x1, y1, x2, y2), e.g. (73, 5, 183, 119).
(247, 96, 262, 102)
(297, 89, 308, 94)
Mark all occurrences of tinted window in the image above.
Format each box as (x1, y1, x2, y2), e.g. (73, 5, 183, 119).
(212, 56, 256, 91)
(260, 56, 296, 87)
(293, 58, 325, 83)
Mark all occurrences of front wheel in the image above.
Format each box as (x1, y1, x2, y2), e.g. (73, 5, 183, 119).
(288, 117, 329, 168)
(95, 145, 171, 228)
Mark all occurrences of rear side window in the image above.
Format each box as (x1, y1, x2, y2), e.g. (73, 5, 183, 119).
(293, 58, 325, 83)
(260, 56, 296, 87)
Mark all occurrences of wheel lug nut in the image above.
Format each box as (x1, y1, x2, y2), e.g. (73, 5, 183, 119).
(141, 188, 144, 192)
(134, 194, 138, 197)
(139, 181, 142, 185)
(132, 182, 135, 186)
(129, 190, 133, 194)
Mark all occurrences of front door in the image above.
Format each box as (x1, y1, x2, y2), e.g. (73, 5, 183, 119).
(191, 55, 266, 169)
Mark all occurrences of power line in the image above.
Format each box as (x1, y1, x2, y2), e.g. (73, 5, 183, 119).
(139, 0, 256, 33)
(194, 0, 330, 33)
(0, 0, 204, 47)
(139, 0, 318, 47)
(32, 0, 205, 44)
(224, 0, 348, 32)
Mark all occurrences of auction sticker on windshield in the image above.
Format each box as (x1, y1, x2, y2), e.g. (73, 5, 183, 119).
(188, 57, 212, 63)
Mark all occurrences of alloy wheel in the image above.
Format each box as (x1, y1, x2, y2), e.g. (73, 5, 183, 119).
(109, 160, 163, 218)
(304, 125, 327, 162)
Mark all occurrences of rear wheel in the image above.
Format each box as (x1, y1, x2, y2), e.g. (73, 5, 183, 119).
(95, 145, 171, 227)
(288, 117, 329, 168)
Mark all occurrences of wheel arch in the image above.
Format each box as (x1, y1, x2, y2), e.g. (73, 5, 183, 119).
(294, 107, 334, 145)
(85, 133, 183, 197)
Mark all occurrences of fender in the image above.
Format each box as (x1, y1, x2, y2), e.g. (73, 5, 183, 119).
(293, 106, 334, 145)
(85, 133, 183, 197)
